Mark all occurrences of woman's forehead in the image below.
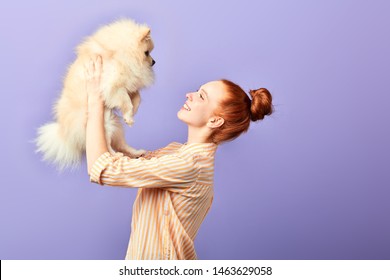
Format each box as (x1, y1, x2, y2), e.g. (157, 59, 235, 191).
(202, 81, 225, 100)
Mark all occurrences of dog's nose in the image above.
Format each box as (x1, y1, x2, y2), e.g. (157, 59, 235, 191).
(152, 59, 156, 66)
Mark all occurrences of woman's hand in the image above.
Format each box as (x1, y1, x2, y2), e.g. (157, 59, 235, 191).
(84, 56, 104, 110)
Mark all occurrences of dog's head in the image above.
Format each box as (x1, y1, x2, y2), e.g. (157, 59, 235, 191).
(77, 19, 156, 89)
(140, 29, 155, 68)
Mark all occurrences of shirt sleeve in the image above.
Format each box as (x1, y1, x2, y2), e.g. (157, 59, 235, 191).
(90, 151, 198, 188)
(140, 142, 182, 159)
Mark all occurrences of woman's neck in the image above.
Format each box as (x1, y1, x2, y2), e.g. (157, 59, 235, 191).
(186, 126, 212, 144)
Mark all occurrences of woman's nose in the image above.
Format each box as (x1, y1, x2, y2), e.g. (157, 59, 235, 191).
(186, 93, 192, 101)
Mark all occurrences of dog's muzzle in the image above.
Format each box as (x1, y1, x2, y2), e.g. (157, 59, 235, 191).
(152, 59, 156, 66)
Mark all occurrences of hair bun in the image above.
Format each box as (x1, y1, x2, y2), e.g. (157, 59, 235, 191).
(249, 88, 273, 121)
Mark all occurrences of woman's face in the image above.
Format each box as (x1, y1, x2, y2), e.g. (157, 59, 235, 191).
(177, 80, 225, 128)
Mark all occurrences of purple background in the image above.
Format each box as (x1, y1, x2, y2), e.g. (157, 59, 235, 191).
(1, 0, 389, 260)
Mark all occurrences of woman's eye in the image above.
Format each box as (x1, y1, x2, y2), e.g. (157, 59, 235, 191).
(199, 93, 204, 100)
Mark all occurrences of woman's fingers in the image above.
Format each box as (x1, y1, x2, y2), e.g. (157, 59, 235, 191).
(95, 55, 102, 74)
(84, 55, 103, 79)
(89, 58, 95, 74)
(84, 56, 104, 102)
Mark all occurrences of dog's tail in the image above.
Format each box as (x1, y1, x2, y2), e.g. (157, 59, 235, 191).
(35, 122, 82, 171)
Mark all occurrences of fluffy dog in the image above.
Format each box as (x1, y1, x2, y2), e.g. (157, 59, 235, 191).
(36, 19, 155, 170)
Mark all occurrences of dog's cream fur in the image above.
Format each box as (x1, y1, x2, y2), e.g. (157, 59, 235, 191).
(36, 19, 155, 170)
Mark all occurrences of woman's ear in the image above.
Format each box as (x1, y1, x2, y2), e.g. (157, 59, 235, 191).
(207, 117, 224, 128)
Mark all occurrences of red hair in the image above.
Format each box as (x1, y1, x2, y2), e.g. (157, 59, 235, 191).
(209, 79, 273, 144)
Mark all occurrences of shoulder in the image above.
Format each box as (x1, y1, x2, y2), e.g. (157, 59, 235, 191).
(167, 141, 183, 149)
(177, 143, 217, 162)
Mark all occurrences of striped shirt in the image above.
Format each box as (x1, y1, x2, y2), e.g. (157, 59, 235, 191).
(90, 142, 218, 260)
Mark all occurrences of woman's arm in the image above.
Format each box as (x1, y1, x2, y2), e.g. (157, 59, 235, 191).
(90, 152, 198, 188)
(85, 56, 109, 174)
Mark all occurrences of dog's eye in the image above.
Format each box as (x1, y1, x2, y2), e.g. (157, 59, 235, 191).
(145, 51, 150, 56)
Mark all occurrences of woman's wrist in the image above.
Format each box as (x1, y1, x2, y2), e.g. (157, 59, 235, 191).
(88, 100, 104, 109)
(88, 96, 104, 109)
(87, 101, 104, 122)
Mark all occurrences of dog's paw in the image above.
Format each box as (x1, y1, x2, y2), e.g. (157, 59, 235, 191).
(133, 149, 147, 158)
(123, 115, 134, 127)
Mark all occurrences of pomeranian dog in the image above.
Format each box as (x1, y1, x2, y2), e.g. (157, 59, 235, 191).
(36, 19, 155, 170)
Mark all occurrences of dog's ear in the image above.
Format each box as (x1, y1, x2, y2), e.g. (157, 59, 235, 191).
(140, 28, 151, 42)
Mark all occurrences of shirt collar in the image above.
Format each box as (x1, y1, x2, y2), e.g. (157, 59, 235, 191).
(179, 142, 218, 154)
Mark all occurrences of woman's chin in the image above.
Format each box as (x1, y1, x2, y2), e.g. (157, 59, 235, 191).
(177, 110, 185, 122)
(178, 112, 192, 126)
(177, 108, 185, 118)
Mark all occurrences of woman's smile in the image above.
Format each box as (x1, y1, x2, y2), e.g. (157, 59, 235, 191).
(183, 103, 191, 111)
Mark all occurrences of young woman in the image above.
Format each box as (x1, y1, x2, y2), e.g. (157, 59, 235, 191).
(85, 56, 273, 260)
